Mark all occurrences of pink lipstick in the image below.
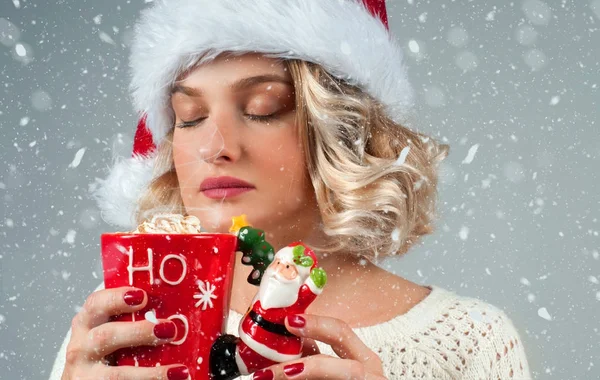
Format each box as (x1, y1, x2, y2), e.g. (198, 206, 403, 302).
(199, 176, 255, 199)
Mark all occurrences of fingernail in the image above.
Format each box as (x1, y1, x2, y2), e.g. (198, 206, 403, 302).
(252, 369, 273, 380)
(167, 366, 189, 380)
(123, 289, 144, 306)
(287, 315, 306, 328)
(154, 322, 177, 339)
(283, 363, 304, 376)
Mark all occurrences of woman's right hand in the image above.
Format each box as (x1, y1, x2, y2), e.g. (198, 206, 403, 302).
(61, 287, 190, 380)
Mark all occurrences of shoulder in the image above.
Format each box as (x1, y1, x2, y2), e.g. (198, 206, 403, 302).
(356, 286, 532, 379)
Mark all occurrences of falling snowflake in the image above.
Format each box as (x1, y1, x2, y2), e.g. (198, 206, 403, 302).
(193, 280, 217, 310)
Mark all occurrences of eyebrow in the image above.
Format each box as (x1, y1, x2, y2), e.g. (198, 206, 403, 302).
(170, 74, 292, 97)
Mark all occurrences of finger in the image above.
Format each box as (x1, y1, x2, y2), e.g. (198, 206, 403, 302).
(96, 363, 190, 380)
(75, 287, 148, 329)
(84, 319, 177, 359)
(300, 337, 320, 357)
(253, 354, 385, 380)
(285, 314, 383, 374)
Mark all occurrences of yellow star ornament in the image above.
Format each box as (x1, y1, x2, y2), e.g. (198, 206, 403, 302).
(229, 214, 252, 234)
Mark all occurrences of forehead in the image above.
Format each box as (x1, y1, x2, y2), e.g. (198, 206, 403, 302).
(175, 53, 290, 87)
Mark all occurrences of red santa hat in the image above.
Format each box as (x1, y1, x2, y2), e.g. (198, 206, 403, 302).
(93, 0, 414, 228)
(274, 242, 318, 280)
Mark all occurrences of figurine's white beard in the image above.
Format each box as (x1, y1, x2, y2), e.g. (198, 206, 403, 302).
(258, 267, 302, 310)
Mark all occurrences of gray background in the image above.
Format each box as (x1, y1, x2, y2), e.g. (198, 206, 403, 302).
(1, 0, 598, 379)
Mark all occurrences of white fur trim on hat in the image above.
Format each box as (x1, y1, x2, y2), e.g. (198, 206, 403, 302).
(129, 0, 414, 146)
(91, 154, 156, 229)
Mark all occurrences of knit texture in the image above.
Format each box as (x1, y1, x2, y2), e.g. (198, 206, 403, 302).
(49, 284, 532, 379)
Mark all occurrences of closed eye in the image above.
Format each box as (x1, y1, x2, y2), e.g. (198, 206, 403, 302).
(175, 117, 207, 129)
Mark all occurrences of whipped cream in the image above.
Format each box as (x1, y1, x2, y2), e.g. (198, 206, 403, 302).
(132, 213, 203, 234)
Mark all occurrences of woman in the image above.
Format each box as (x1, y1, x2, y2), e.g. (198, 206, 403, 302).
(52, 1, 532, 379)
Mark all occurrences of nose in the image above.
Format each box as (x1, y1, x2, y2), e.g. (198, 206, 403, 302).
(198, 108, 243, 164)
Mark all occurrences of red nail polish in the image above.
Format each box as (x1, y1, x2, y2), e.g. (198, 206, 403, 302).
(154, 322, 177, 339)
(123, 289, 144, 306)
(283, 363, 304, 376)
(252, 369, 274, 380)
(288, 315, 306, 328)
(167, 366, 189, 380)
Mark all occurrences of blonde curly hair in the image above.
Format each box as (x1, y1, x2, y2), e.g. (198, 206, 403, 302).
(137, 59, 449, 260)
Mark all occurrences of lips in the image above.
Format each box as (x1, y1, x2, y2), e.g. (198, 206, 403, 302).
(199, 176, 255, 199)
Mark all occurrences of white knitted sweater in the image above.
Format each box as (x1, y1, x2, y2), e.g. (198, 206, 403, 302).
(50, 284, 532, 379)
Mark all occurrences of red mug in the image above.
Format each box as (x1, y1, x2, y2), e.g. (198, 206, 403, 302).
(101, 233, 238, 379)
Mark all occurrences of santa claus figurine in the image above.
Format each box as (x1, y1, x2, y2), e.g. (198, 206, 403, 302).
(210, 242, 327, 379)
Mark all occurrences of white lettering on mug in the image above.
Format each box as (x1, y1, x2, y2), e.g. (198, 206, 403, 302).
(126, 246, 154, 285)
(159, 254, 187, 285)
(167, 314, 190, 345)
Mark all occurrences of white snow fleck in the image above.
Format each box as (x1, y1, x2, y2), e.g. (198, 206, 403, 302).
(98, 31, 116, 45)
(15, 43, 26, 57)
(145, 309, 159, 324)
(527, 293, 536, 302)
(503, 161, 525, 183)
(455, 51, 479, 71)
(0, 17, 20, 47)
(485, 10, 496, 21)
(520, 277, 531, 286)
(69, 147, 86, 168)
(394, 146, 410, 166)
(0, 182, 5, 190)
(485, 268, 492, 275)
(29, 140, 36, 147)
(524, 49, 547, 71)
(515, 25, 538, 46)
(93, 14, 102, 25)
(588, 276, 599, 285)
(469, 310, 487, 322)
(537, 307, 552, 321)
(550, 95, 560, 105)
(461, 144, 479, 164)
(592, 1, 600, 20)
(408, 40, 420, 53)
(31, 90, 52, 111)
(197, 357, 203, 365)
(0, 314, 5, 324)
(391, 228, 400, 241)
(12, 0, 20, 9)
(418, 12, 427, 23)
(447, 27, 469, 47)
(522, 0, 552, 26)
(416, 269, 423, 277)
(61, 270, 71, 280)
(596, 291, 600, 302)
(63, 229, 76, 244)
(459, 226, 469, 240)
(5, 218, 14, 228)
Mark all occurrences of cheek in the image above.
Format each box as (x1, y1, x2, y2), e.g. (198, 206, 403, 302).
(172, 131, 203, 192)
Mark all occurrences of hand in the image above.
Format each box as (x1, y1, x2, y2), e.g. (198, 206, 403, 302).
(251, 314, 385, 380)
(61, 286, 190, 380)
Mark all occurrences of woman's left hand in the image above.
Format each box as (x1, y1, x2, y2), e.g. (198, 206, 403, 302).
(251, 314, 386, 380)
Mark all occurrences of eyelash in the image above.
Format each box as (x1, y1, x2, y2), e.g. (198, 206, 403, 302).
(175, 113, 277, 129)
